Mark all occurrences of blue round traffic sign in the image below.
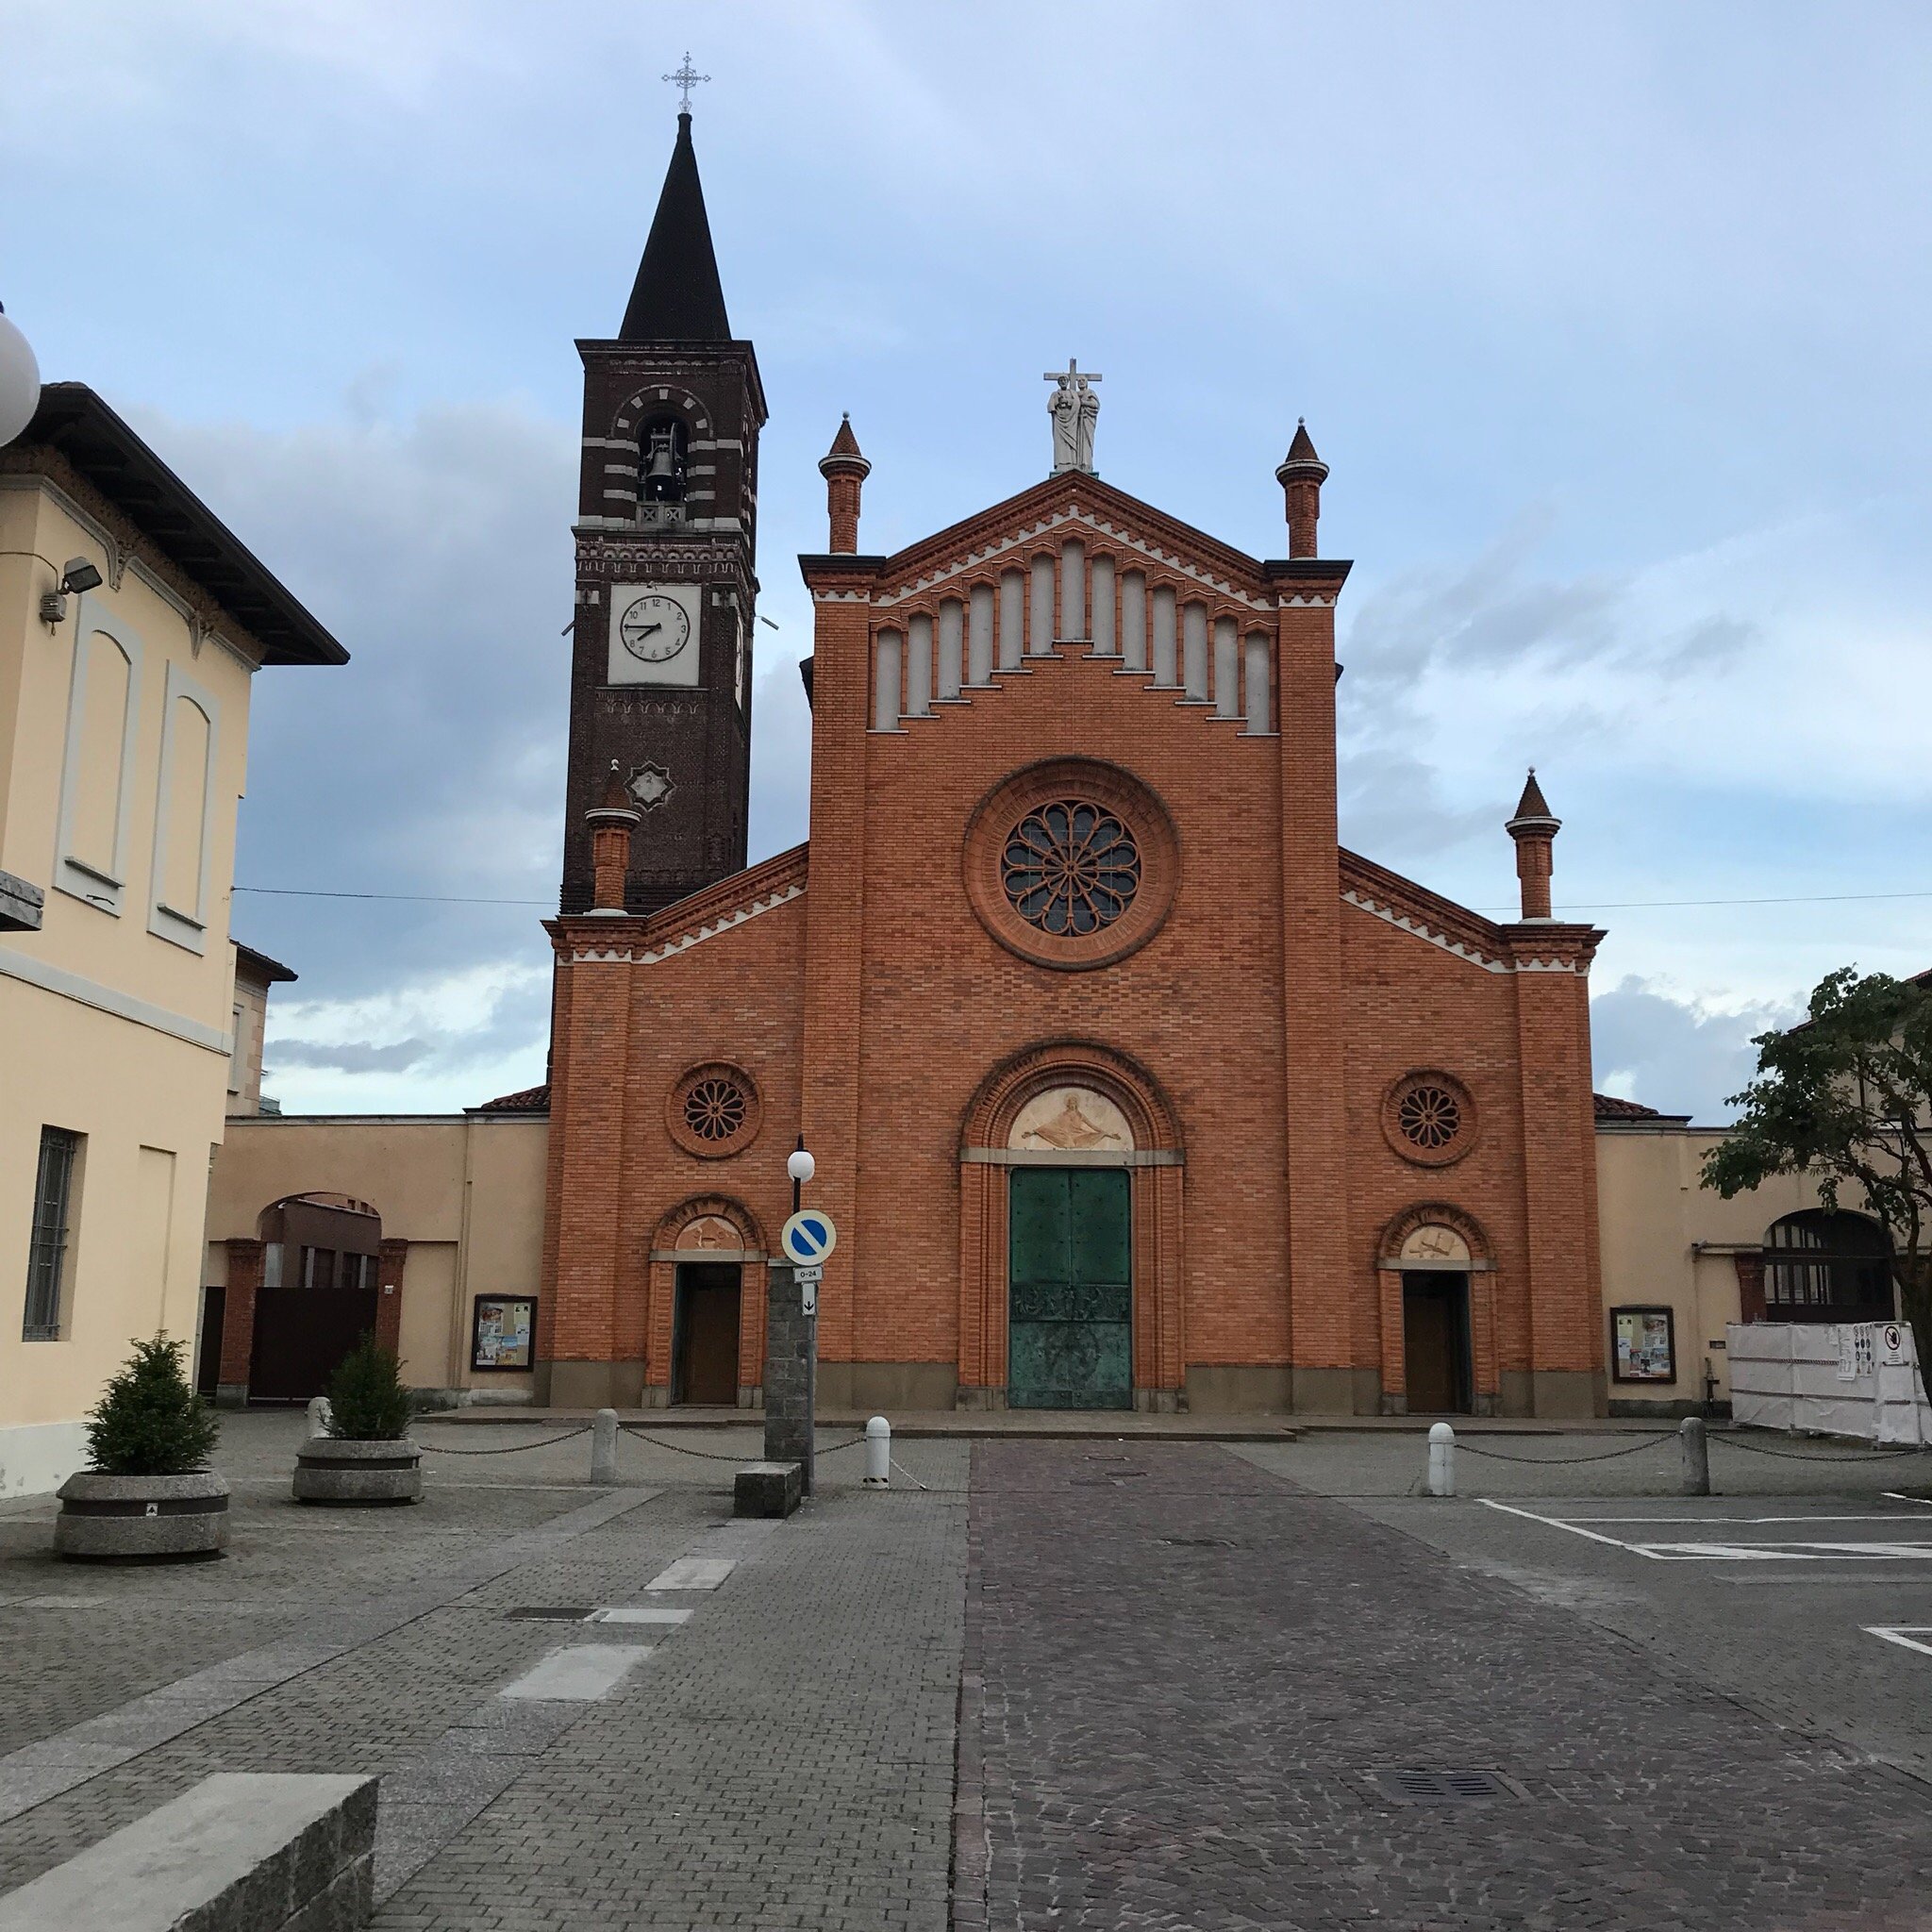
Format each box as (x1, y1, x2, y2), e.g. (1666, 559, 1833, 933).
(780, 1209, 837, 1267)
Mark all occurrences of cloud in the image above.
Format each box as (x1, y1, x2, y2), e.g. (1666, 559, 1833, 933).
(1591, 975, 1801, 1124)
(266, 1038, 433, 1074)
(261, 959, 548, 1114)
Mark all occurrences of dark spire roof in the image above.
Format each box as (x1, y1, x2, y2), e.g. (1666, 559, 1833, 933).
(1513, 768, 1553, 820)
(620, 111, 731, 341)
(1286, 418, 1320, 463)
(828, 413, 862, 458)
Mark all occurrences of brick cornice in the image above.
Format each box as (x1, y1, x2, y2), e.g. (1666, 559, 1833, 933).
(1340, 848, 1601, 975)
(548, 841, 808, 965)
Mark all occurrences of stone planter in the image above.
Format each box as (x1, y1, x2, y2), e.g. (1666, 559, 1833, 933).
(55, 1470, 229, 1562)
(292, 1435, 422, 1507)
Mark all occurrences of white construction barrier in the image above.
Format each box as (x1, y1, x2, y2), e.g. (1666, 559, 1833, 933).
(1727, 1320, 1932, 1444)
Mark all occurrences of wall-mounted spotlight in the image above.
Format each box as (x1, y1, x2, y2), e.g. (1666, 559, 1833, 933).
(41, 557, 104, 625)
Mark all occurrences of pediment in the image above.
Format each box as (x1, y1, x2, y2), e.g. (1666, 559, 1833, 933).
(873, 475, 1279, 614)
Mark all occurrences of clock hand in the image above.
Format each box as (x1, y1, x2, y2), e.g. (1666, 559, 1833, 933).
(634, 622, 662, 637)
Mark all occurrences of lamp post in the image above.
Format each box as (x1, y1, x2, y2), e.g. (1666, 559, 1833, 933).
(774, 1137, 819, 1496)
(787, 1137, 814, 1215)
(0, 300, 42, 449)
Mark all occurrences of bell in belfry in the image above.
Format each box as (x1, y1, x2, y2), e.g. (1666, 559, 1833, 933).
(642, 422, 683, 501)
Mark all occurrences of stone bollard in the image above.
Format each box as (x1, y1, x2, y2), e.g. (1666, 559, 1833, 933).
(1679, 1414, 1710, 1496)
(864, 1415, 891, 1489)
(591, 1407, 620, 1486)
(305, 1395, 332, 1438)
(1427, 1421, 1457, 1498)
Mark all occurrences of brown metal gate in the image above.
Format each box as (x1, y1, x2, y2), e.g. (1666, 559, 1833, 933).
(250, 1199, 381, 1403)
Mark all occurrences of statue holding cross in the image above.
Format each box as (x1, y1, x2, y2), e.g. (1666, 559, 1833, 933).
(1043, 358, 1102, 475)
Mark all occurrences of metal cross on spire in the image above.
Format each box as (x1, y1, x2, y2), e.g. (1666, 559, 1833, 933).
(663, 51, 709, 113)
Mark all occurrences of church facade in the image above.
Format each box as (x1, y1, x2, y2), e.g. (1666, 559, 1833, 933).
(536, 111, 1607, 1419)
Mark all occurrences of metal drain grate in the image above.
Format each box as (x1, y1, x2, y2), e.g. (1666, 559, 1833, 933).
(1370, 1768, 1524, 1804)
(504, 1607, 595, 1622)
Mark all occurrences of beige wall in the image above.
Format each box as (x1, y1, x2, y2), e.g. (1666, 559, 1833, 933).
(1595, 1123, 1824, 1410)
(229, 962, 272, 1115)
(0, 476, 263, 1492)
(206, 1114, 549, 1397)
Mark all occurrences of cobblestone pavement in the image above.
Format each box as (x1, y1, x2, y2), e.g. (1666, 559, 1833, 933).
(7, 1416, 1932, 1928)
(964, 1439, 1932, 1931)
(0, 1412, 969, 1930)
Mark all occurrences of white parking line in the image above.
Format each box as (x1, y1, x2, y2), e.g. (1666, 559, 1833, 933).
(1480, 1499, 1932, 1563)
(1865, 1626, 1932, 1657)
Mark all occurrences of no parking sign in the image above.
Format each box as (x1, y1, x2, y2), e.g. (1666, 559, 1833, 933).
(779, 1208, 836, 1268)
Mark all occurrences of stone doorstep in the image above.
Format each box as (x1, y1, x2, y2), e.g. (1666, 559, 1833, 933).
(0, 1771, 376, 1932)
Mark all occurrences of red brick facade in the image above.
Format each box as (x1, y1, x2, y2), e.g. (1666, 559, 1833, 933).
(539, 458, 1607, 1416)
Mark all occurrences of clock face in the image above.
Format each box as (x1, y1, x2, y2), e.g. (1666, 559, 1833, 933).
(619, 591, 691, 664)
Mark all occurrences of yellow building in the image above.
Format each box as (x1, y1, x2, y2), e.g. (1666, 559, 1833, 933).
(0, 383, 344, 1492)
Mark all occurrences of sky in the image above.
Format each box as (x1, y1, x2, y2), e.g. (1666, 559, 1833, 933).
(5, 0, 1930, 1124)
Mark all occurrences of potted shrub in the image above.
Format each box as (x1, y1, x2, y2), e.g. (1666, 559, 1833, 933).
(56, 1337, 226, 1561)
(293, 1334, 422, 1505)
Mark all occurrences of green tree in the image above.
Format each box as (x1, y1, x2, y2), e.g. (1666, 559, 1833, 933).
(85, 1336, 220, 1476)
(325, 1333, 413, 1441)
(1703, 967, 1932, 1376)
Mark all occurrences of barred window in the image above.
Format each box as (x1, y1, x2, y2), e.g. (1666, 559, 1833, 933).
(25, 1127, 79, 1341)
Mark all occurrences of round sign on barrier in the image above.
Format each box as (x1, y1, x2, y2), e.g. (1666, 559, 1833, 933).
(779, 1208, 837, 1267)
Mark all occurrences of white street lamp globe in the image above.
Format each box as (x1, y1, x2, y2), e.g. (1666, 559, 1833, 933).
(0, 305, 41, 448)
(786, 1147, 815, 1186)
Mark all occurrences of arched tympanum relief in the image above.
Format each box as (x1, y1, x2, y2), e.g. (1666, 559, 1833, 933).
(1008, 1086, 1135, 1153)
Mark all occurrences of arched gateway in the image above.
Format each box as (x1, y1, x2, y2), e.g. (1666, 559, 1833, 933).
(957, 1044, 1185, 1412)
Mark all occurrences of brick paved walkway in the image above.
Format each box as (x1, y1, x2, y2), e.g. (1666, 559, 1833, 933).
(3, 1420, 1931, 1927)
(962, 1440, 1932, 1931)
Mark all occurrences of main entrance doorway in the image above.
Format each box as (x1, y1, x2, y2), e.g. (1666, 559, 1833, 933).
(673, 1262, 741, 1406)
(1008, 1166, 1131, 1409)
(1402, 1271, 1473, 1413)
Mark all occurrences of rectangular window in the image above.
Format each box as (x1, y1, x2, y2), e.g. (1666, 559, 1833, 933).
(25, 1127, 80, 1341)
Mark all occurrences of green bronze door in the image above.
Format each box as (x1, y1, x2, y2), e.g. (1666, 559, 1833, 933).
(1008, 1166, 1132, 1409)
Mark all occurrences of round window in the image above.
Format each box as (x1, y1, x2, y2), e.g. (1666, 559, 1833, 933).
(666, 1063, 761, 1159)
(1002, 800, 1142, 935)
(1382, 1071, 1476, 1168)
(962, 758, 1177, 972)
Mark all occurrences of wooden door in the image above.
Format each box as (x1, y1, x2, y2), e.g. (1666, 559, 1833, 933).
(1402, 1273, 1471, 1413)
(1008, 1167, 1132, 1409)
(675, 1264, 741, 1406)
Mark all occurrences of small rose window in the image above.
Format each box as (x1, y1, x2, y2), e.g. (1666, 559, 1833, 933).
(683, 1077, 747, 1143)
(1396, 1084, 1461, 1152)
(667, 1062, 761, 1159)
(1002, 800, 1142, 936)
(1383, 1072, 1475, 1168)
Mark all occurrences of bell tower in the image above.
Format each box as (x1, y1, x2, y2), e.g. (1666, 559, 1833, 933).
(560, 103, 765, 914)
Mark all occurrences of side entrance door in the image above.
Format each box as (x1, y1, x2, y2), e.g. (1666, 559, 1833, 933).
(1008, 1166, 1132, 1410)
(674, 1263, 741, 1406)
(1401, 1271, 1473, 1413)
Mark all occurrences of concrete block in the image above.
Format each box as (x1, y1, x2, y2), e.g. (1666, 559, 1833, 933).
(734, 1459, 803, 1518)
(0, 1770, 376, 1930)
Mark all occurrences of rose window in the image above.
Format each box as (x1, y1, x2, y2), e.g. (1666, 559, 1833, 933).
(682, 1077, 748, 1143)
(1001, 801, 1142, 936)
(1396, 1084, 1462, 1151)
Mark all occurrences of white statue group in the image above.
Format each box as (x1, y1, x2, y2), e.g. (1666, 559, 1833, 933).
(1044, 358, 1102, 475)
